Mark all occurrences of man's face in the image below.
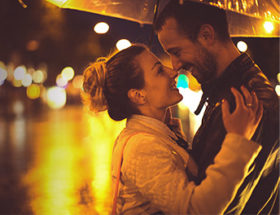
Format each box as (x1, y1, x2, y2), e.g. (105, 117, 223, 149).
(158, 18, 217, 84)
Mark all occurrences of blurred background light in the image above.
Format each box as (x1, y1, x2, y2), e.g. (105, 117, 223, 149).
(12, 79, 23, 87)
(14, 66, 27, 81)
(94, 22, 109, 34)
(237, 41, 248, 52)
(26, 40, 39, 51)
(46, 0, 68, 6)
(22, 73, 33, 87)
(47, 86, 67, 109)
(177, 74, 189, 89)
(263, 21, 274, 33)
(72, 75, 83, 89)
(32, 70, 45, 84)
(275, 85, 280, 96)
(178, 88, 203, 113)
(56, 74, 68, 88)
(13, 100, 24, 116)
(0, 67, 7, 82)
(27, 84, 41, 99)
(277, 73, 280, 83)
(61, 66, 75, 81)
(116, 39, 131, 51)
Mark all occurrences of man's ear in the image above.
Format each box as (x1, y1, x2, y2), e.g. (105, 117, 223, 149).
(128, 89, 146, 105)
(197, 24, 215, 46)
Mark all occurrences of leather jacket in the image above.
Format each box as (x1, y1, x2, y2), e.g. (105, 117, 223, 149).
(191, 53, 279, 215)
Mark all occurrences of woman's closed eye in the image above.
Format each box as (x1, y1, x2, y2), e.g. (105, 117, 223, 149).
(158, 66, 164, 74)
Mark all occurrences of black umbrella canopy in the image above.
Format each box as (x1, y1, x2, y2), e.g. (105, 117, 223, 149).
(47, 0, 280, 37)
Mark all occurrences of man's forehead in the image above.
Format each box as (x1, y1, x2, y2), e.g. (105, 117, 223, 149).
(162, 17, 179, 31)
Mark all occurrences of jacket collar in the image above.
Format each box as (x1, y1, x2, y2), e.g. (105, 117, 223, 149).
(194, 53, 255, 115)
(126, 114, 178, 141)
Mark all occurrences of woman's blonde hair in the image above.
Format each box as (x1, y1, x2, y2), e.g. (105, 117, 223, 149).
(81, 44, 147, 121)
(82, 58, 108, 112)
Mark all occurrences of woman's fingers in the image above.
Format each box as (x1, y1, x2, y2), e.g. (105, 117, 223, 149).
(221, 99, 230, 120)
(251, 91, 259, 113)
(231, 87, 246, 112)
(241, 86, 253, 107)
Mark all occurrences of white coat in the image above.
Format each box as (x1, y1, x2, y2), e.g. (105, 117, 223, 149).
(111, 114, 261, 215)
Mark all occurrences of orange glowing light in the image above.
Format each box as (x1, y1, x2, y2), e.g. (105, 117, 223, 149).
(263, 21, 274, 33)
(46, 0, 68, 7)
(72, 75, 83, 89)
(21, 107, 86, 215)
(83, 110, 125, 214)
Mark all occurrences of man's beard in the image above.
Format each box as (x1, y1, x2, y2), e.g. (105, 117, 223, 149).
(195, 44, 217, 84)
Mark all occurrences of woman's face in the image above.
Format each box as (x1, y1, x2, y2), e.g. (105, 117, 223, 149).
(136, 50, 183, 110)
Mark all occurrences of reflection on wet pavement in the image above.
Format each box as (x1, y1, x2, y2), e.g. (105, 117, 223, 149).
(0, 106, 125, 215)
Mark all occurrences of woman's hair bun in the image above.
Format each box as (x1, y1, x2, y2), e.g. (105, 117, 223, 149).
(81, 57, 108, 112)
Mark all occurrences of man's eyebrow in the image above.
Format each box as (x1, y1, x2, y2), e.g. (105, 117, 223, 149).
(152, 61, 161, 70)
(167, 47, 179, 54)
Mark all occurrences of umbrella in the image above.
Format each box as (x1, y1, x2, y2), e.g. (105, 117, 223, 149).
(45, 0, 280, 37)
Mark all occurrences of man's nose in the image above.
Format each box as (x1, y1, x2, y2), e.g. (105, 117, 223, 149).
(171, 56, 182, 71)
(168, 67, 179, 79)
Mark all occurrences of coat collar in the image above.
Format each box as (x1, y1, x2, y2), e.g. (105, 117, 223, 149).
(126, 114, 178, 141)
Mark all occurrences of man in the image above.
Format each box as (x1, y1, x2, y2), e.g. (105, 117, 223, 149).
(154, 0, 279, 214)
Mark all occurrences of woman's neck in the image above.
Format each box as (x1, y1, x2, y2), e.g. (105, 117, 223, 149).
(138, 106, 166, 122)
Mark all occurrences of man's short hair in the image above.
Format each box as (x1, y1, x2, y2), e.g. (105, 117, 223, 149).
(154, 0, 231, 42)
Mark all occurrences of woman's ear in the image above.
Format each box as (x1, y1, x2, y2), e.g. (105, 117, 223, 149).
(197, 24, 215, 46)
(128, 89, 146, 105)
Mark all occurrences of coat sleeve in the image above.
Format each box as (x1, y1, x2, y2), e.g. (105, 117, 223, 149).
(122, 133, 262, 215)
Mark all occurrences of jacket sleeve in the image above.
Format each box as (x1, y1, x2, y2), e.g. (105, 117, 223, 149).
(122, 133, 262, 215)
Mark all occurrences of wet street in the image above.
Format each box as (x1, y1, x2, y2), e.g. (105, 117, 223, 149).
(0, 105, 125, 215)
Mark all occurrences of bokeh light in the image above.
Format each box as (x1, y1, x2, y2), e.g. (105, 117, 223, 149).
(14, 66, 27, 80)
(12, 79, 23, 87)
(277, 73, 280, 83)
(61, 66, 75, 81)
(237, 41, 248, 52)
(46, 0, 68, 7)
(177, 74, 189, 88)
(263, 21, 274, 33)
(94, 22, 109, 34)
(22, 73, 33, 87)
(116, 39, 131, 51)
(56, 74, 68, 88)
(0, 67, 7, 82)
(47, 86, 67, 109)
(26, 40, 39, 51)
(72, 75, 84, 89)
(13, 100, 24, 115)
(32, 70, 45, 84)
(275, 85, 280, 96)
(27, 84, 41, 99)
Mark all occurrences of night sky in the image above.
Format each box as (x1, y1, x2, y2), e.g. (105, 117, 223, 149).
(0, 0, 279, 86)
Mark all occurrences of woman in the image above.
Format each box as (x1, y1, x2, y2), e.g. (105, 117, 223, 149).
(82, 44, 263, 215)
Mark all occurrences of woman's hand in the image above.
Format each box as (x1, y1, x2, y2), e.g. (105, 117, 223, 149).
(222, 86, 263, 140)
